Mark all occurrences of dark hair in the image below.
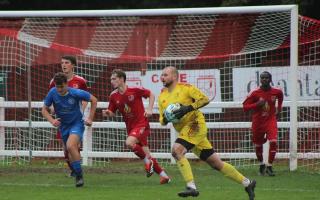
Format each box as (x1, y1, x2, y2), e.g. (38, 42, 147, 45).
(62, 55, 77, 66)
(112, 69, 126, 82)
(54, 72, 68, 86)
(260, 71, 272, 81)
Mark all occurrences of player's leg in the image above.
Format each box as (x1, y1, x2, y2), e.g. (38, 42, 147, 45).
(174, 122, 212, 197)
(61, 141, 76, 177)
(265, 125, 278, 176)
(66, 133, 84, 187)
(202, 148, 256, 200)
(137, 126, 170, 183)
(172, 139, 199, 197)
(126, 134, 155, 177)
(142, 145, 170, 184)
(63, 123, 85, 187)
(253, 129, 266, 175)
(127, 126, 162, 178)
(190, 121, 255, 200)
(57, 130, 75, 176)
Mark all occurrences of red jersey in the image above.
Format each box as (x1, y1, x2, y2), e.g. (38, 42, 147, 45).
(243, 86, 283, 125)
(108, 86, 151, 131)
(49, 75, 88, 91)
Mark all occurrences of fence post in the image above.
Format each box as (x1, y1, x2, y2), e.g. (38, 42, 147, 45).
(82, 102, 92, 166)
(0, 97, 5, 160)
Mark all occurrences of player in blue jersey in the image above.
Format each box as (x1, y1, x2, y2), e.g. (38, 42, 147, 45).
(42, 72, 97, 187)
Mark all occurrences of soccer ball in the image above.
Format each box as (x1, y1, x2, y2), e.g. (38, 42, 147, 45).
(164, 103, 181, 123)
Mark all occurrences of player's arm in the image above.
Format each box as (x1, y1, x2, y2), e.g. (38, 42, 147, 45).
(188, 85, 209, 109)
(144, 92, 155, 117)
(102, 96, 116, 118)
(81, 101, 88, 113)
(158, 96, 168, 126)
(173, 85, 209, 119)
(41, 90, 60, 127)
(42, 90, 61, 127)
(48, 79, 56, 114)
(276, 89, 284, 118)
(80, 80, 89, 112)
(84, 94, 97, 126)
(41, 105, 61, 127)
(102, 109, 115, 117)
(243, 92, 265, 112)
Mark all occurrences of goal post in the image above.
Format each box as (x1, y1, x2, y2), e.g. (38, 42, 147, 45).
(0, 5, 319, 171)
(289, 5, 299, 171)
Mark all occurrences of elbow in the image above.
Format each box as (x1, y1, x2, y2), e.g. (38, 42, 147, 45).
(41, 107, 48, 117)
(197, 97, 209, 109)
(160, 121, 168, 126)
(159, 118, 167, 126)
(202, 96, 210, 107)
(91, 96, 98, 105)
(150, 92, 155, 99)
(204, 99, 210, 107)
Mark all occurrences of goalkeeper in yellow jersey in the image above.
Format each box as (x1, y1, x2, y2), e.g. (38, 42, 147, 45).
(158, 66, 256, 200)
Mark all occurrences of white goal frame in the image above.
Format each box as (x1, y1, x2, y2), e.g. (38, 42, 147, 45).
(0, 5, 304, 170)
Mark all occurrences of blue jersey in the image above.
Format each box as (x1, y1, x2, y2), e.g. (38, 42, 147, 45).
(44, 87, 91, 125)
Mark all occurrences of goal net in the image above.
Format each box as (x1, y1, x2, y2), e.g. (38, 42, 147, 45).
(0, 6, 319, 171)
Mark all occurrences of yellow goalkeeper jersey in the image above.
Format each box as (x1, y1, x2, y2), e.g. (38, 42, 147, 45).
(158, 83, 209, 132)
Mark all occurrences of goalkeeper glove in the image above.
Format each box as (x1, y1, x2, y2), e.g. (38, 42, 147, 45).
(173, 104, 194, 119)
(162, 113, 169, 125)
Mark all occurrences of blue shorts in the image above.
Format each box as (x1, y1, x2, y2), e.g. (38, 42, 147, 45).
(59, 120, 85, 144)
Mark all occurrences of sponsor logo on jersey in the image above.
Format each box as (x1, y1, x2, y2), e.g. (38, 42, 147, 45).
(124, 104, 131, 113)
(128, 95, 134, 101)
(68, 98, 75, 105)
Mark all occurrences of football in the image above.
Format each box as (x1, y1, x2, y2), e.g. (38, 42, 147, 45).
(164, 103, 181, 123)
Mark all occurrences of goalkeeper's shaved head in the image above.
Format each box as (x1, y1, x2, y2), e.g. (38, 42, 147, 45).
(166, 66, 179, 81)
(161, 66, 180, 89)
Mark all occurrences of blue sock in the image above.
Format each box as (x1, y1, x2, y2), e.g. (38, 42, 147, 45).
(71, 160, 82, 177)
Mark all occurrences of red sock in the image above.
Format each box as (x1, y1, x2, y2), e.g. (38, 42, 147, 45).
(268, 142, 277, 164)
(132, 144, 146, 160)
(64, 150, 73, 171)
(151, 157, 163, 174)
(255, 145, 263, 162)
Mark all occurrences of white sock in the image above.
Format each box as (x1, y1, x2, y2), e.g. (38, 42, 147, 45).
(160, 171, 168, 177)
(187, 181, 196, 189)
(242, 178, 251, 187)
(143, 157, 150, 164)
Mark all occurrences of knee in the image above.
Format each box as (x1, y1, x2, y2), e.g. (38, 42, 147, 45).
(269, 141, 277, 149)
(202, 151, 223, 170)
(209, 160, 223, 171)
(171, 149, 178, 160)
(126, 142, 135, 150)
(66, 144, 75, 153)
(171, 148, 183, 160)
(200, 149, 214, 161)
(269, 141, 277, 145)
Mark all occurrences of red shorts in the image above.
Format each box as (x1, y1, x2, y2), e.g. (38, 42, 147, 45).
(252, 121, 278, 145)
(128, 125, 150, 146)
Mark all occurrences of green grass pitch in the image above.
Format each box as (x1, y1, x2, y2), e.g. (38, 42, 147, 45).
(0, 161, 319, 200)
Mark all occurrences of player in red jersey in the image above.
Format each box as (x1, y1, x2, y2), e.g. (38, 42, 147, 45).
(243, 71, 284, 176)
(102, 69, 170, 184)
(49, 55, 88, 177)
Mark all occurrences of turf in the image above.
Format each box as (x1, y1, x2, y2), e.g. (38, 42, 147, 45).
(0, 162, 319, 200)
